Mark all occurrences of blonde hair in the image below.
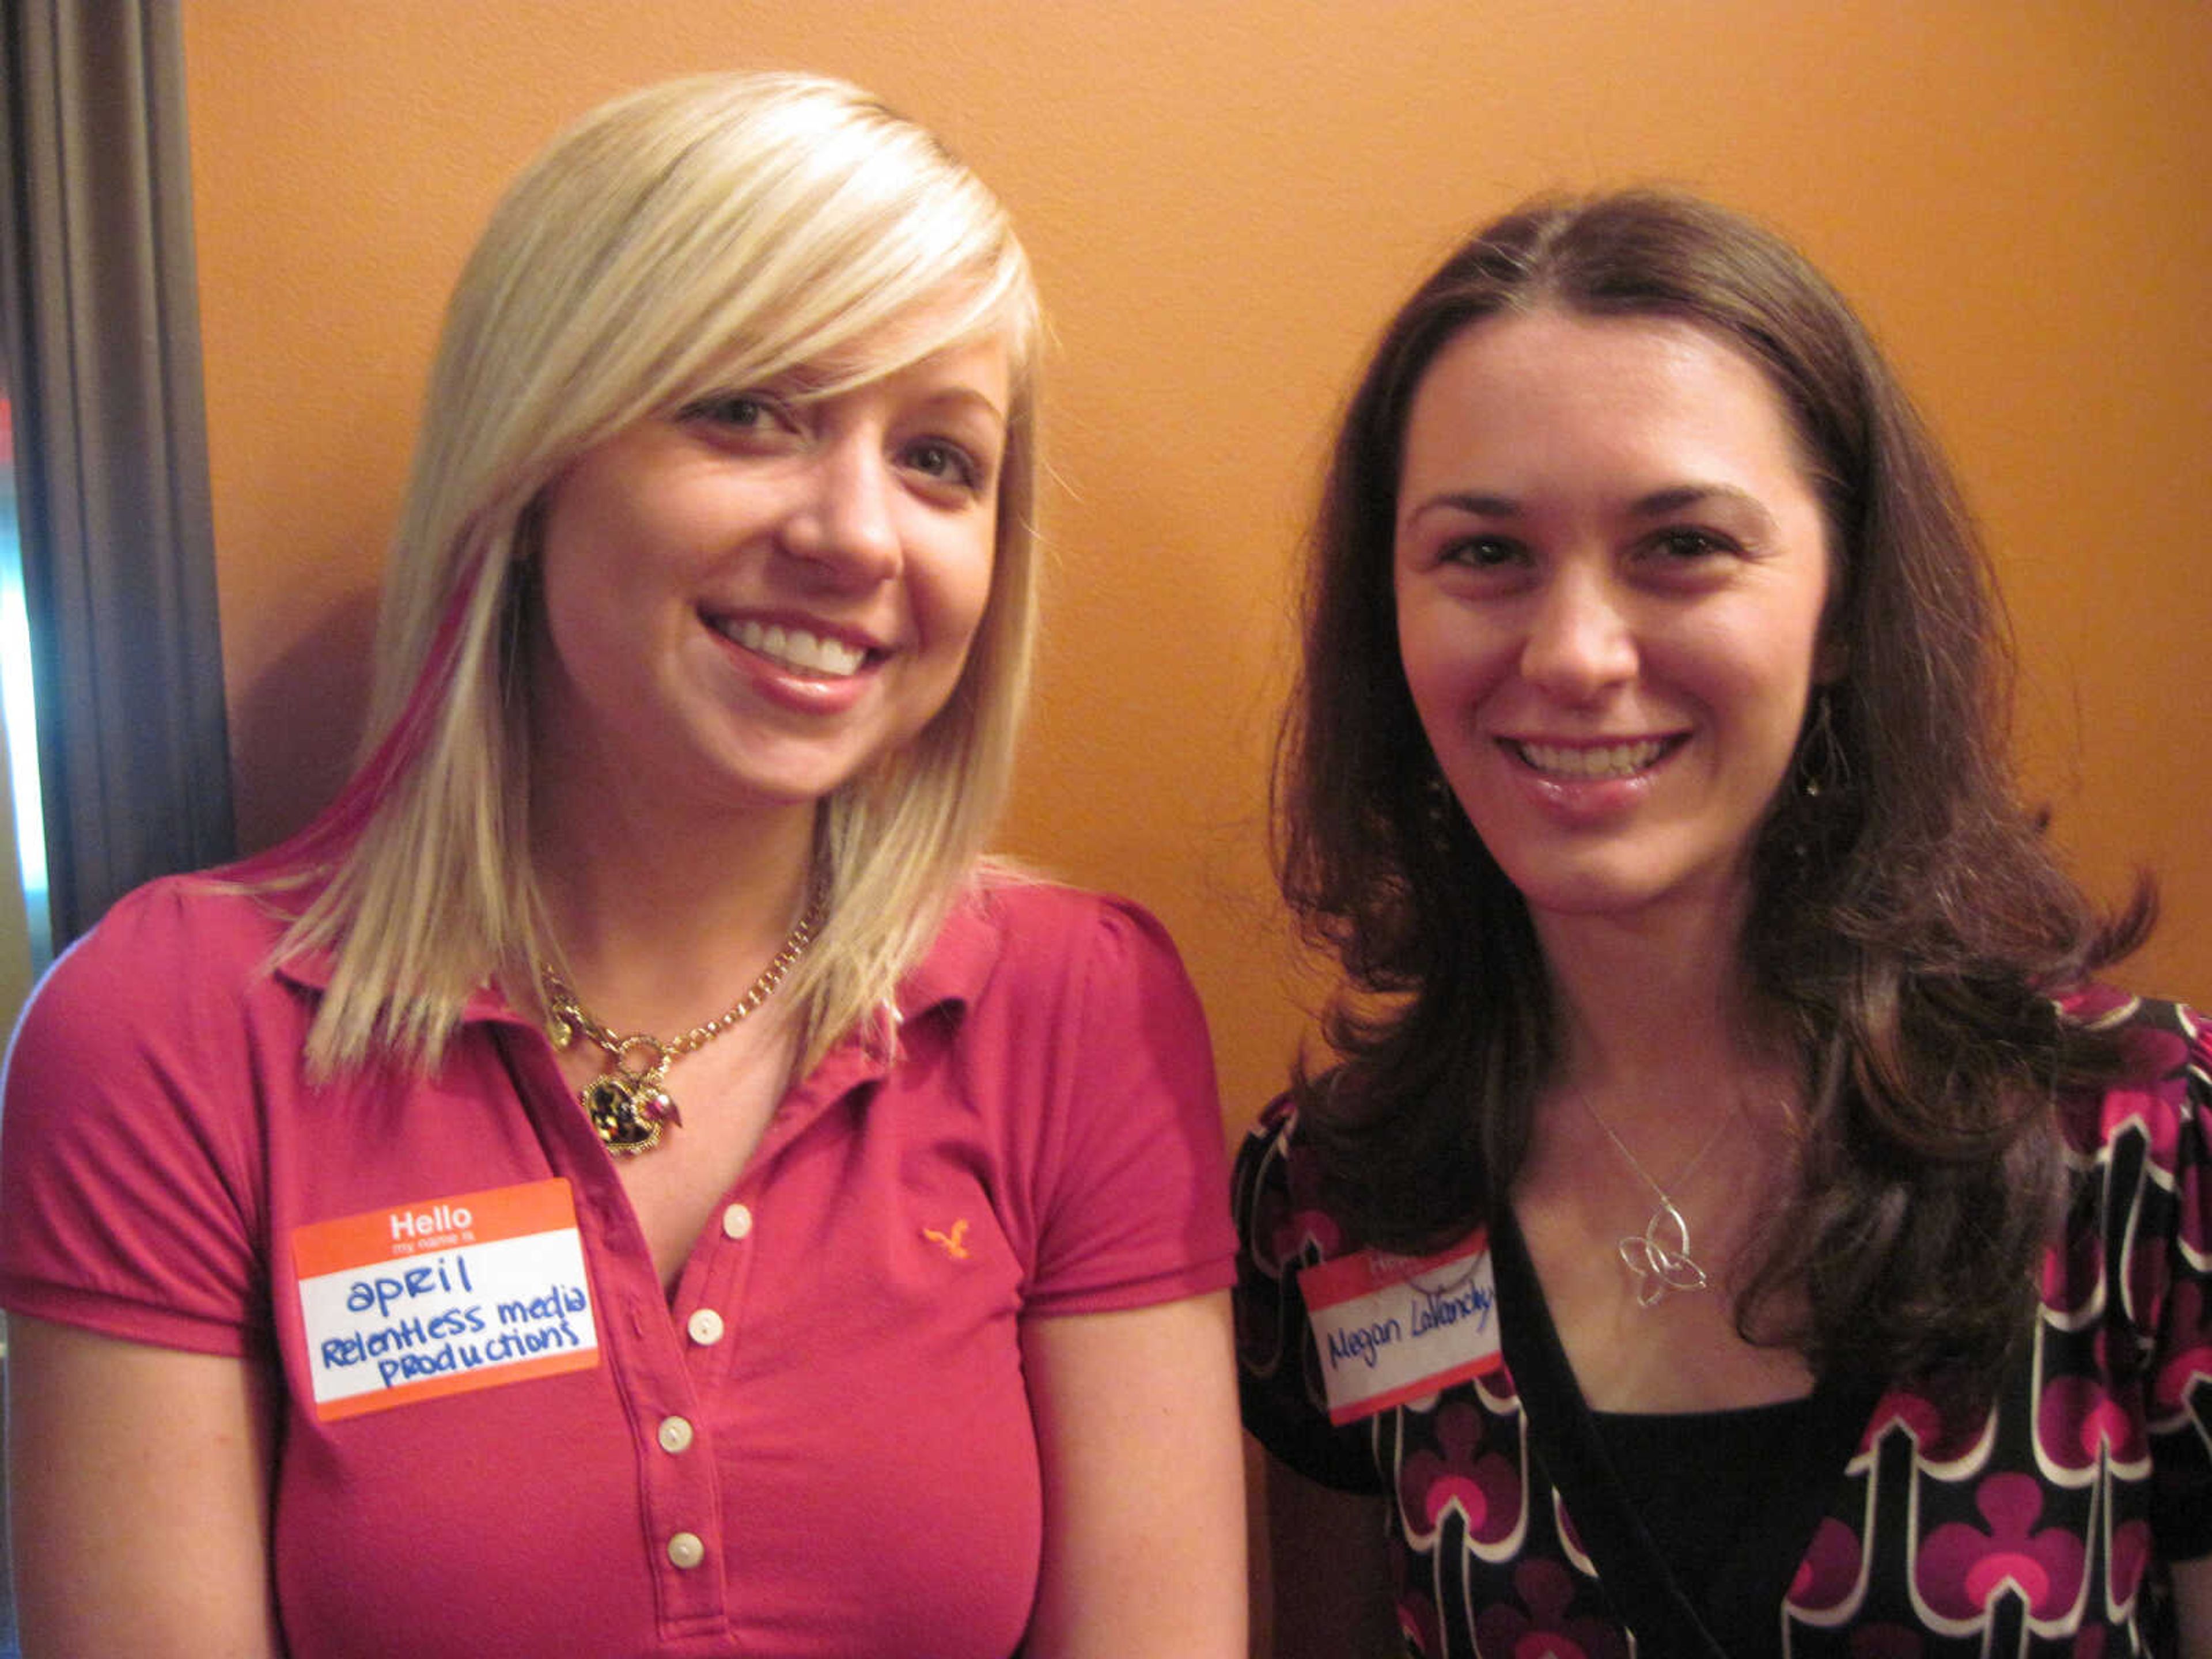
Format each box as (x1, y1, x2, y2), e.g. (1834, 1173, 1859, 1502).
(263, 71, 1041, 1077)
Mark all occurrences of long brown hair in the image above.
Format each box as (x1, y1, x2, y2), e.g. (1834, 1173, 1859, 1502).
(1277, 189, 2151, 1385)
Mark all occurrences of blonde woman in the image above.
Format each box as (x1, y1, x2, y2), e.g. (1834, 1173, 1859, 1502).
(1, 74, 1244, 1658)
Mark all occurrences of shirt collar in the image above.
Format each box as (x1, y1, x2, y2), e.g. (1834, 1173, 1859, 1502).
(268, 882, 1010, 1040)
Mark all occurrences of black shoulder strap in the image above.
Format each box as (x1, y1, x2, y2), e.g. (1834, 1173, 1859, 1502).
(1489, 1205, 1737, 1658)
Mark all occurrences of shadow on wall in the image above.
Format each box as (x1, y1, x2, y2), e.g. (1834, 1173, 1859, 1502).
(228, 585, 379, 854)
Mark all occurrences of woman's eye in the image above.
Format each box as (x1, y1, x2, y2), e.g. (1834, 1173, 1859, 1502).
(1651, 527, 1728, 560)
(681, 392, 787, 433)
(902, 438, 984, 492)
(1441, 536, 1525, 570)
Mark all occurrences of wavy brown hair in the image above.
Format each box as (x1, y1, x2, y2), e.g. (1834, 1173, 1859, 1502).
(1277, 189, 2151, 1387)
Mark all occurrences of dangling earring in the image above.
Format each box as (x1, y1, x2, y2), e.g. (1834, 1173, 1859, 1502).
(1418, 760, 1464, 845)
(1797, 687, 1849, 801)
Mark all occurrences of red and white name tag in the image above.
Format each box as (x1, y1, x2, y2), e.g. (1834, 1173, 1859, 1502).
(291, 1178, 601, 1421)
(1300, 1233, 1503, 1425)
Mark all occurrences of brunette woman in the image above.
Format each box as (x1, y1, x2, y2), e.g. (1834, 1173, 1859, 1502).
(1237, 189, 2210, 1656)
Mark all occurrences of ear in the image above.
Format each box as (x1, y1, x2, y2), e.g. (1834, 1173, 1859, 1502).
(1813, 533, 1850, 684)
(1813, 633, 1848, 685)
(1810, 588, 1849, 684)
(512, 493, 549, 564)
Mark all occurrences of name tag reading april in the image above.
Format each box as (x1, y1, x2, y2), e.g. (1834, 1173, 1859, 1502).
(1301, 1233, 1502, 1426)
(292, 1177, 600, 1421)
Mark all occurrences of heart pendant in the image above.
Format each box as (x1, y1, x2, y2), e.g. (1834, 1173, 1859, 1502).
(582, 1071, 681, 1155)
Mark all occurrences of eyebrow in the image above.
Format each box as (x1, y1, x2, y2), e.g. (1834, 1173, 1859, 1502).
(773, 365, 1007, 427)
(913, 384, 1009, 425)
(1629, 483, 1775, 529)
(1402, 482, 1778, 533)
(1401, 490, 1519, 529)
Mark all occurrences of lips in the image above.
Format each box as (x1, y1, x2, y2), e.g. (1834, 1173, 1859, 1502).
(709, 615, 872, 679)
(1509, 737, 1674, 779)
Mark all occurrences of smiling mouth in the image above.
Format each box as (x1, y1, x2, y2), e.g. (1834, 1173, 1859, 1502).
(711, 617, 872, 679)
(1509, 738, 1674, 779)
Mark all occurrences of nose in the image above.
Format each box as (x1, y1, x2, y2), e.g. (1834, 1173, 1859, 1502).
(778, 435, 902, 585)
(1519, 565, 1638, 702)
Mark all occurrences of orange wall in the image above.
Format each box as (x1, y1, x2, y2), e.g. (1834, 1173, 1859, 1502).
(183, 3, 2212, 1130)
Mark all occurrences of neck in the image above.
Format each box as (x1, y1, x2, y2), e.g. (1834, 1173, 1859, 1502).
(529, 760, 819, 1035)
(1517, 892, 1806, 1327)
(1531, 889, 1791, 1155)
(1544, 900, 1743, 1063)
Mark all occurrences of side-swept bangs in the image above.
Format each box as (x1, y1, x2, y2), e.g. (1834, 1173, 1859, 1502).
(278, 71, 1042, 1076)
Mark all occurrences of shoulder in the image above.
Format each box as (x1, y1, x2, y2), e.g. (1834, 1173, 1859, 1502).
(1231, 1086, 1397, 1491)
(0, 877, 296, 1350)
(969, 877, 1185, 961)
(1237, 1092, 1301, 1177)
(897, 878, 1215, 1118)
(2059, 983, 2202, 1060)
(930, 881, 1233, 1305)
(10, 875, 297, 1054)
(926, 876, 1199, 1017)
(3, 876, 318, 1167)
(1233, 1089, 1365, 1279)
(2052, 988, 2207, 1167)
(58, 870, 285, 959)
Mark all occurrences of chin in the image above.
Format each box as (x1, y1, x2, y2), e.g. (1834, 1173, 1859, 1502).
(1498, 856, 1676, 922)
(1520, 886, 1658, 923)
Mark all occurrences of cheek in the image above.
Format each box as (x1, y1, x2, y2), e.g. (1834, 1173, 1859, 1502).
(1664, 593, 1825, 705)
(532, 540, 604, 671)
(1673, 631, 1824, 802)
(923, 531, 999, 656)
(1396, 600, 1512, 725)
(535, 537, 661, 675)
(535, 483, 645, 624)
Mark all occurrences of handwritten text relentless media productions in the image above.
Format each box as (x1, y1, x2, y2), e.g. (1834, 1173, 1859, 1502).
(319, 1262, 589, 1390)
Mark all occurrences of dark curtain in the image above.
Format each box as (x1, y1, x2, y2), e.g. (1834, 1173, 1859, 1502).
(0, 0, 232, 951)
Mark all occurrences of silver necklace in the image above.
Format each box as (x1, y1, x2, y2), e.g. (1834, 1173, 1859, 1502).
(1575, 1092, 1736, 1307)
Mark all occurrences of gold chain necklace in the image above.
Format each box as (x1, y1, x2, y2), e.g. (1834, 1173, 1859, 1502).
(539, 897, 824, 1156)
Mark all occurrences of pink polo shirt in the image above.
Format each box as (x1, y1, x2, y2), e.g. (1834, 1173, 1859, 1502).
(0, 874, 1235, 1658)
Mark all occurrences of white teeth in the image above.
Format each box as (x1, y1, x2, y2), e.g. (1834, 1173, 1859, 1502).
(1516, 739, 1666, 779)
(722, 618, 868, 677)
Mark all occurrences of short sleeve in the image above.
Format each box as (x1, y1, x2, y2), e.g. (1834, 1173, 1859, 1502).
(0, 880, 274, 1355)
(2120, 1000, 2212, 1560)
(1233, 1099, 1385, 1493)
(1013, 893, 1237, 1317)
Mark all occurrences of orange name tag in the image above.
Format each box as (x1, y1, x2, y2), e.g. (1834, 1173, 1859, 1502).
(291, 1178, 601, 1421)
(1300, 1232, 1503, 1425)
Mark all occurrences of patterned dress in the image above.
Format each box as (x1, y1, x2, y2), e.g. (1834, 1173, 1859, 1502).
(1236, 993, 2212, 1656)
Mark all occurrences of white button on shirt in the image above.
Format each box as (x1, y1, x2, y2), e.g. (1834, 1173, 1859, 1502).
(657, 1415, 694, 1454)
(686, 1308, 725, 1346)
(666, 1531, 706, 1570)
(721, 1202, 753, 1240)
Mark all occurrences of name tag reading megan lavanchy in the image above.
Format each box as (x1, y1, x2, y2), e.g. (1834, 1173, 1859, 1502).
(291, 1177, 601, 1421)
(1300, 1232, 1503, 1426)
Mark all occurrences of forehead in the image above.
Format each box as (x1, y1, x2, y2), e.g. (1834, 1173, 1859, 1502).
(1403, 309, 1805, 470)
(732, 284, 1027, 410)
